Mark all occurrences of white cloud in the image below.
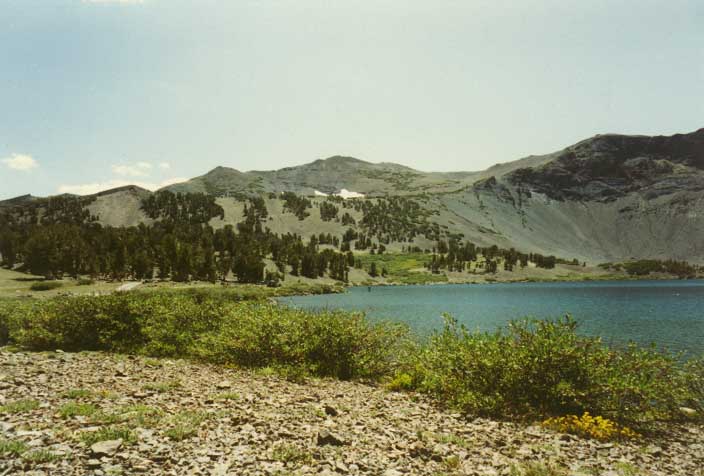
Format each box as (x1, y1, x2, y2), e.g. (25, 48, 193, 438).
(158, 162, 171, 170)
(111, 161, 153, 177)
(2, 154, 39, 171)
(58, 177, 188, 195)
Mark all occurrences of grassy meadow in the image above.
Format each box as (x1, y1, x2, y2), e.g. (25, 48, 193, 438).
(0, 266, 343, 300)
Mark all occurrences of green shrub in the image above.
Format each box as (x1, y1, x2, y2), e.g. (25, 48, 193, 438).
(77, 278, 95, 286)
(29, 281, 63, 291)
(399, 315, 703, 429)
(191, 303, 406, 379)
(8, 295, 143, 352)
(386, 372, 414, 391)
(2, 292, 404, 381)
(0, 302, 12, 345)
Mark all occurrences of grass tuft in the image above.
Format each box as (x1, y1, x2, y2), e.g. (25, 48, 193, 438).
(164, 411, 209, 441)
(22, 449, 62, 464)
(0, 399, 40, 414)
(271, 444, 314, 465)
(143, 380, 181, 393)
(0, 439, 28, 457)
(59, 402, 99, 418)
(79, 426, 136, 446)
(63, 388, 93, 399)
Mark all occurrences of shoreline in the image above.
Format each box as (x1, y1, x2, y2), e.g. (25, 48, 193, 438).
(338, 274, 704, 292)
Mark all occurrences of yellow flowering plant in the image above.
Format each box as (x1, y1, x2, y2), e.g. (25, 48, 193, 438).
(542, 412, 640, 441)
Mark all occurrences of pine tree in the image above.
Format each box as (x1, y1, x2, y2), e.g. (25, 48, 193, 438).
(369, 261, 378, 277)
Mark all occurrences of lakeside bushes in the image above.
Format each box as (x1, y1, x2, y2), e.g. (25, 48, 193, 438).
(0, 292, 404, 380)
(0, 293, 701, 430)
(394, 315, 702, 429)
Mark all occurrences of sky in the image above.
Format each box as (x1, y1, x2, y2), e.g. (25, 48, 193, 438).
(1, 0, 703, 199)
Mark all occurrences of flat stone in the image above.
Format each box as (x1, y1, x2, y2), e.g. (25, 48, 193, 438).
(317, 430, 346, 446)
(91, 439, 123, 456)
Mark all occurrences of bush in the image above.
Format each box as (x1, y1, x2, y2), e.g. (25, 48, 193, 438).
(191, 303, 406, 379)
(77, 278, 95, 286)
(2, 292, 405, 381)
(398, 315, 703, 429)
(29, 281, 63, 291)
(7, 295, 143, 352)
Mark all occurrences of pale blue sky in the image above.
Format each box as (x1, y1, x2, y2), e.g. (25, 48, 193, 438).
(1, 0, 702, 199)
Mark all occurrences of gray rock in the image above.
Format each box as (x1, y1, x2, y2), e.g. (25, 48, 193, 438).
(383, 470, 404, 476)
(91, 439, 123, 456)
(317, 430, 346, 446)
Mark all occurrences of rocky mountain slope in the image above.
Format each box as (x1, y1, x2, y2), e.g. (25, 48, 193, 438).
(3, 129, 703, 263)
(449, 129, 704, 262)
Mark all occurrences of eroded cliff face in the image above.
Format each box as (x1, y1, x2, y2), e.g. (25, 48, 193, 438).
(442, 130, 704, 262)
(504, 129, 704, 201)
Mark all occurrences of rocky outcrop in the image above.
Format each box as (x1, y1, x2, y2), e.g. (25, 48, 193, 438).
(505, 129, 704, 201)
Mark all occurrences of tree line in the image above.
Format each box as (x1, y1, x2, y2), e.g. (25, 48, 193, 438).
(0, 192, 354, 284)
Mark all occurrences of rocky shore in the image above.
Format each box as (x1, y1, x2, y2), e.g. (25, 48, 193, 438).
(1, 350, 701, 476)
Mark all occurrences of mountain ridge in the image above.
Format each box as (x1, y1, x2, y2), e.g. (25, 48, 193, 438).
(2, 128, 703, 263)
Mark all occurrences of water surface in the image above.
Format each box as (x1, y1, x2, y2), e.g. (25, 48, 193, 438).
(279, 280, 704, 355)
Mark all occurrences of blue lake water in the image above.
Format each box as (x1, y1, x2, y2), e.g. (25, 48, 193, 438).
(279, 280, 704, 355)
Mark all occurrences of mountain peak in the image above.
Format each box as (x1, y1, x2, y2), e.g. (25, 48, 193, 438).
(310, 156, 370, 168)
(206, 166, 243, 175)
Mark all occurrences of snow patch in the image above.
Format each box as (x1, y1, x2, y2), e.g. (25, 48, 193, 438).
(314, 190, 329, 197)
(336, 189, 365, 199)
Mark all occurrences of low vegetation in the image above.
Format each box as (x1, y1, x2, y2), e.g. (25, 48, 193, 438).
(0, 292, 405, 380)
(599, 259, 699, 278)
(79, 426, 136, 446)
(29, 281, 63, 292)
(541, 412, 639, 441)
(0, 399, 40, 415)
(0, 439, 29, 457)
(393, 315, 703, 431)
(0, 292, 701, 433)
